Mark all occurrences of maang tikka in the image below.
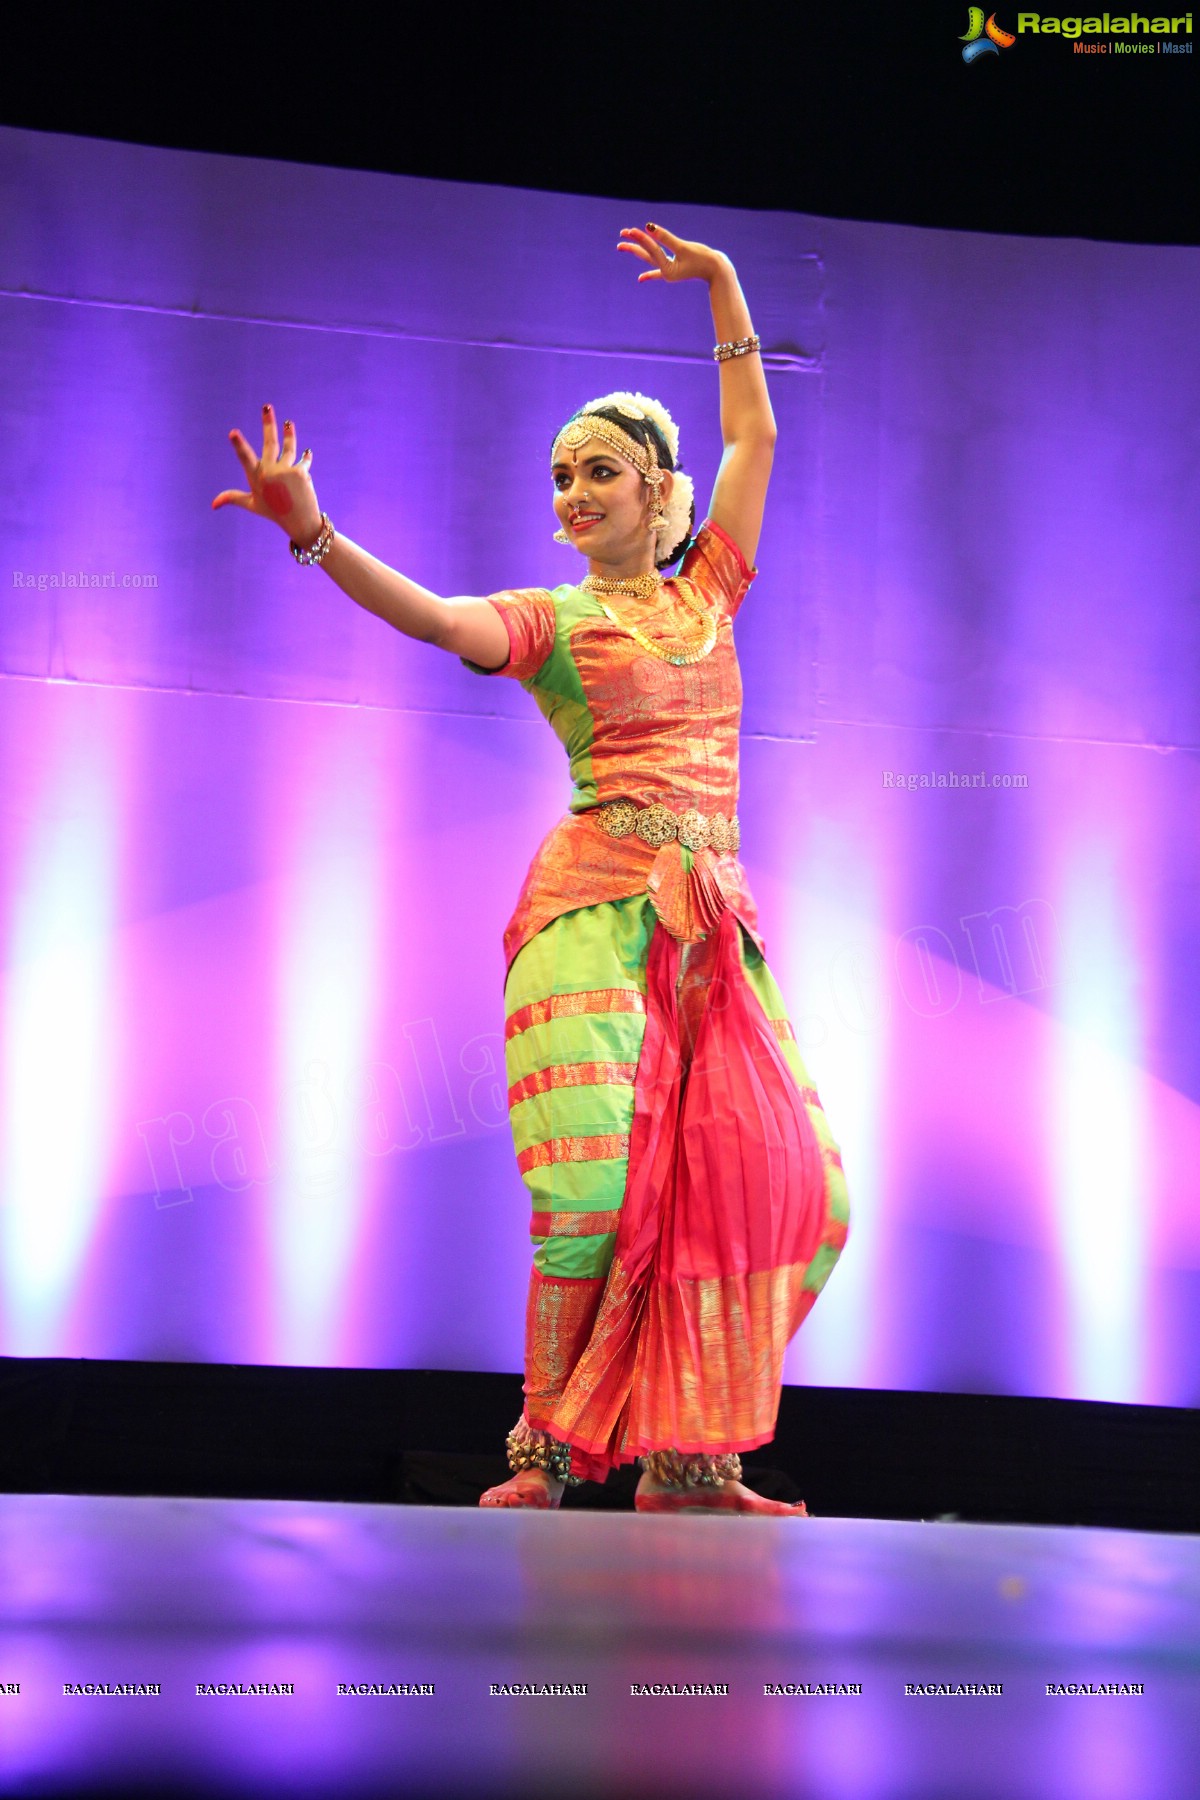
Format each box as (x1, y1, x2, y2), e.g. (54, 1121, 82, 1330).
(551, 413, 670, 541)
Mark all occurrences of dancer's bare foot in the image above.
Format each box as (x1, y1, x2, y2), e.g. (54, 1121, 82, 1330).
(634, 1472, 809, 1516)
(479, 1468, 565, 1510)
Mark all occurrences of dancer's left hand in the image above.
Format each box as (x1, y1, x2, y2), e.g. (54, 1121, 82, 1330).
(617, 224, 730, 285)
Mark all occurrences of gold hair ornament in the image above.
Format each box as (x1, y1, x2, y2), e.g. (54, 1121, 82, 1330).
(553, 414, 669, 531)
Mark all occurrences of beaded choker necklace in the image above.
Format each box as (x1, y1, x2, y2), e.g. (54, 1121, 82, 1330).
(580, 571, 719, 667)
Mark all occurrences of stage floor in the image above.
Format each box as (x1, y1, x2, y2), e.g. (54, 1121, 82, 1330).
(0, 1494, 1195, 1799)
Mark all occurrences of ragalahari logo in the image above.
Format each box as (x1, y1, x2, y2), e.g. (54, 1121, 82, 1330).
(961, 7, 1017, 56)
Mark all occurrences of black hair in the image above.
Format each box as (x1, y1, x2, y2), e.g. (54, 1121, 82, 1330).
(553, 404, 696, 571)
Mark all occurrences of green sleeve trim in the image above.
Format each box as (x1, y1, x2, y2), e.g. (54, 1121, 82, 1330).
(526, 586, 603, 811)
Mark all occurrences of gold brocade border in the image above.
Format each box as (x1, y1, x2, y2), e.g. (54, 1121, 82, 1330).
(530, 1209, 623, 1239)
(525, 1271, 607, 1417)
(550, 1259, 828, 1457)
(505, 988, 647, 1042)
(517, 1133, 631, 1175)
(507, 1061, 638, 1108)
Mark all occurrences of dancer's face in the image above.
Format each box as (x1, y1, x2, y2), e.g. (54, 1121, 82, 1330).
(551, 438, 668, 567)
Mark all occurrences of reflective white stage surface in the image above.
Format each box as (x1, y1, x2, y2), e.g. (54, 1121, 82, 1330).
(0, 1495, 1195, 1799)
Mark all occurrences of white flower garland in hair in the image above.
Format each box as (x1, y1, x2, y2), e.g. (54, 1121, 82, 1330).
(580, 390, 691, 561)
(580, 390, 681, 465)
(657, 468, 694, 565)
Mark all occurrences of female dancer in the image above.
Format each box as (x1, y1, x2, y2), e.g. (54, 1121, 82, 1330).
(214, 224, 849, 1515)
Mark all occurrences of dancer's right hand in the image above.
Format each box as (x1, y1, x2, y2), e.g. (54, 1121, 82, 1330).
(212, 401, 324, 545)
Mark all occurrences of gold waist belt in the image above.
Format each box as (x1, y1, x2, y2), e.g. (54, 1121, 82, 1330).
(593, 799, 741, 855)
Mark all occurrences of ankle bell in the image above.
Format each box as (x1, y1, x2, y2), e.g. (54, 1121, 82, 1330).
(505, 1418, 582, 1486)
(640, 1449, 743, 1489)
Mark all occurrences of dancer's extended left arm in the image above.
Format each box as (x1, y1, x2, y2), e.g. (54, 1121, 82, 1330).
(618, 224, 776, 566)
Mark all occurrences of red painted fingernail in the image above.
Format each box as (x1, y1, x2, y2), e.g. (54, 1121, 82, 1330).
(283, 420, 293, 431)
(646, 222, 658, 231)
(262, 402, 271, 413)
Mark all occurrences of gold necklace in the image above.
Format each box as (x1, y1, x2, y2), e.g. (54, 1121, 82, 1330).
(580, 570, 663, 599)
(582, 573, 719, 667)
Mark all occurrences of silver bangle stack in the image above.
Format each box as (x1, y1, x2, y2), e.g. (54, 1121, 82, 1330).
(290, 513, 335, 565)
(713, 334, 761, 363)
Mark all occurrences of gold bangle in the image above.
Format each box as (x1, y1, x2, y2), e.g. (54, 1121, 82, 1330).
(713, 334, 761, 363)
(291, 513, 335, 565)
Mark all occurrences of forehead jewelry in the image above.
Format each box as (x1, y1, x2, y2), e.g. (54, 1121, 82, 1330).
(553, 415, 669, 530)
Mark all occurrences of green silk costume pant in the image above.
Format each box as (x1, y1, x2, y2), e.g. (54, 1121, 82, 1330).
(503, 893, 850, 1484)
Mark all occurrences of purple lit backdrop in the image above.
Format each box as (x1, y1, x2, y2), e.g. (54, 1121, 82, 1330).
(1, 126, 1197, 1404)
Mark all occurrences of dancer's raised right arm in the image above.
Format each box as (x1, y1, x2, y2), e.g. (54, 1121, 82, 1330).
(212, 403, 510, 670)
